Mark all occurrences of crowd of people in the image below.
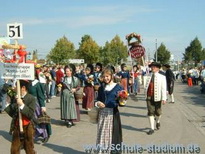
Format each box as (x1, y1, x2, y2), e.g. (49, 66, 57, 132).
(176, 66, 205, 93)
(0, 61, 183, 153)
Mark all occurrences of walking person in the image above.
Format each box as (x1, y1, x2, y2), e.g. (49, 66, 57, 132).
(82, 64, 95, 111)
(95, 66, 123, 153)
(56, 66, 64, 96)
(163, 64, 175, 103)
(0, 78, 7, 113)
(144, 62, 167, 135)
(5, 80, 36, 154)
(132, 65, 140, 96)
(118, 63, 130, 92)
(94, 62, 103, 99)
(50, 66, 57, 98)
(60, 65, 80, 128)
(29, 71, 51, 143)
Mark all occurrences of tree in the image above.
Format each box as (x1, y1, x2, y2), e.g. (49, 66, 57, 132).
(99, 35, 128, 65)
(47, 36, 75, 64)
(154, 43, 171, 64)
(32, 49, 38, 61)
(183, 37, 204, 66)
(99, 41, 113, 65)
(77, 35, 100, 64)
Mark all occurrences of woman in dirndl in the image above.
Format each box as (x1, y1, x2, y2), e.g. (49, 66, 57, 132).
(82, 64, 95, 111)
(29, 70, 51, 143)
(60, 65, 80, 128)
(118, 63, 130, 93)
(94, 62, 103, 99)
(95, 66, 123, 154)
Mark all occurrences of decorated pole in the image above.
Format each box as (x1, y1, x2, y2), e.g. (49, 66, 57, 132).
(126, 32, 146, 85)
(0, 22, 34, 136)
(126, 32, 146, 65)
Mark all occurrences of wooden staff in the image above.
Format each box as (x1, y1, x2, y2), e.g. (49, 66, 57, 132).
(17, 80, 24, 133)
(15, 39, 24, 134)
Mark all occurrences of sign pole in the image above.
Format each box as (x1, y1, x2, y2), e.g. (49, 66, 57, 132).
(17, 79, 24, 133)
(14, 39, 24, 134)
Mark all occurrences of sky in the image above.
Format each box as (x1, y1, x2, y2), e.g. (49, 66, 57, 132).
(0, 0, 204, 60)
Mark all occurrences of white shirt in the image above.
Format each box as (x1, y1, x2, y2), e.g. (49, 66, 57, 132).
(105, 83, 117, 91)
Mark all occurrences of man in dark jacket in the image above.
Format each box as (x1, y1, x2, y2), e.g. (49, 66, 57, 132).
(5, 80, 36, 154)
(163, 64, 175, 103)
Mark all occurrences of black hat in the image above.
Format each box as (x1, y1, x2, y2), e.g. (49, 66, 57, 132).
(96, 62, 103, 71)
(148, 62, 161, 68)
(163, 64, 171, 68)
(86, 64, 94, 73)
(121, 63, 126, 70)
(96, 62, 102, 68)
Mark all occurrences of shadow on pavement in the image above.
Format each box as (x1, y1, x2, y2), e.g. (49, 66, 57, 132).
(80, 110, 88, 114)
(122, 125, 149, 133)
(129, 95, 145, 102)
(177, 82, 205, 107)
(43, 143, 84, 154)
(51, 118, 66, 126)
(125, 105, 147, 110)
(0, 130, 12, 142)
(120, 112, 146, 118)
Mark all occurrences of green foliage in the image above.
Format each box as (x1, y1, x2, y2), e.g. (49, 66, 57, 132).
(77, 35, 100, 64)
(154, 43, 171, 64)
(47, 36, 75, 64)
(99, 35, 128, 65)
(183, 37, 204, 66)
(32, 49, 38, 61)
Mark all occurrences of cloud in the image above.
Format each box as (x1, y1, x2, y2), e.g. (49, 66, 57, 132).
(9, 5, 160, 27)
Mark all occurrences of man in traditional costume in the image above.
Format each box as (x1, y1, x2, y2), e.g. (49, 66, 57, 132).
(144, 62, 167, 135)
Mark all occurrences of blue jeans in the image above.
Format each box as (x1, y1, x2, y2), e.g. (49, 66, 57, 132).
(133, 79, 138, 94)
(50, 80, 56, 97)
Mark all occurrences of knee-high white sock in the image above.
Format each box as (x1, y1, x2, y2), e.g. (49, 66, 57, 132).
(171, 94, 174, 102)
(148, 116, 155, 130)
(155, 115, 161, 123)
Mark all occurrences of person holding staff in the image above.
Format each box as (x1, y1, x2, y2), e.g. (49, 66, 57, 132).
(5, 80, 36, 154)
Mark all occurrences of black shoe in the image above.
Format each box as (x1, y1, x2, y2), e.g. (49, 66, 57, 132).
(66, 122, 72, 128)
(156, 123, 160, 130)
(71, 122, 75, 126)
(147, 129, 154, 135)
(42, 137, 50, 143)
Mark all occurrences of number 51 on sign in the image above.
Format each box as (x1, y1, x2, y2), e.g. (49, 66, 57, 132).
(7, 23, 23, 39)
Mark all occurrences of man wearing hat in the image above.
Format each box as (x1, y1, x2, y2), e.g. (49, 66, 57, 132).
(163, 64, 175, 103)
(144, 62, 167, 135)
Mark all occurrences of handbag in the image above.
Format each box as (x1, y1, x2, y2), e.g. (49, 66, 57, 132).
(37, 112, 51, 124)
(88, 107, 99, 124)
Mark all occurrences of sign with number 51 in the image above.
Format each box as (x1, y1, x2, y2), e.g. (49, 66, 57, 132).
(7, 23, 23, 39)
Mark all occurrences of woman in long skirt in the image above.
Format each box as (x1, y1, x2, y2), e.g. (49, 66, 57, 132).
(118, 63, 130, 92)
(82, 65, 95, 111)
(60, 65, 80, 127)
(29, 73, 51, 143)
(95, 66, 123, 153)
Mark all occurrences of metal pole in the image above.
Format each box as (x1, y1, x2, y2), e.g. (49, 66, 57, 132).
(155, 39, 158, 62)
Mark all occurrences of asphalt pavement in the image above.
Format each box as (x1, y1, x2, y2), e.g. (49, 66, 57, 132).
(0, 80, 205, 154)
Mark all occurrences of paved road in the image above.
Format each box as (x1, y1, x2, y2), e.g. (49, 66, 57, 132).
(0, 81, 205, 154)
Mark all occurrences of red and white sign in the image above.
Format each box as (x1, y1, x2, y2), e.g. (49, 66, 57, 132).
(129, 45, 145, 59)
